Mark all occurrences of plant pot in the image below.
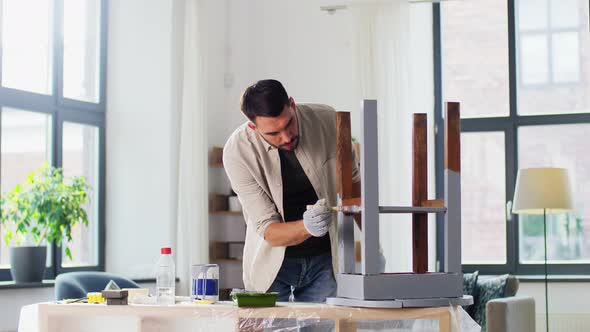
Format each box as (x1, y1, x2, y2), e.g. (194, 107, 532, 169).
(9, 246, 47, 283)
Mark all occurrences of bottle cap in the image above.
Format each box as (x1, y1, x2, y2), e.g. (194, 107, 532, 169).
(161, 247, 172, 255)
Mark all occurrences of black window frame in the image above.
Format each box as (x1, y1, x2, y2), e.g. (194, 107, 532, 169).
(434, 0, 590, 276)
(0, 0, 107, 281)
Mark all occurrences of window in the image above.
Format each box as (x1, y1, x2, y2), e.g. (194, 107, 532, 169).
(461, 132, 507, 265)
(0, 110, 52, 269)
(1, 0, 53, 95)
(518, 0, 582, 86)
(434, 0, 590, 275)
(0, 0, 106, 281)
(61, 122, 100, 267)
(63, 0, 102, 103)
(518, 124, 590, 265)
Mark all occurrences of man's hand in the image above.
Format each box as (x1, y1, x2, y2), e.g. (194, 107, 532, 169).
(303, 199, 332, 237)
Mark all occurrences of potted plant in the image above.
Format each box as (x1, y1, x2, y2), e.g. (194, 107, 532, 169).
(0, 163, 90, 283)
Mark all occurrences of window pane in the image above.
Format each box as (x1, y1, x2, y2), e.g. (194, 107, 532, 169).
(63, 0, 101, 103)
(61, 122, 99, 267)
(461, 132, 507, 264)
(0, 109, 52, 267)
(517, 0, 590, 115)
(519, 34, 549, 85)
(518, 0, 548, 31)
(441, 0, 510, 118)
(519, 124, 590, 263)
(552, 32, 580, 83)
(1, 0, 53, 94)
(550, 0, 579, 29)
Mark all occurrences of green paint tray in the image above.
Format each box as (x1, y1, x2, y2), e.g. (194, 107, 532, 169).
(231, 292, 278, 307)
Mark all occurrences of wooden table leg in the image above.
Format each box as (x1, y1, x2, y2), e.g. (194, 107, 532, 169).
(438, 311, 451, 332)
(335, 319, 357, 332)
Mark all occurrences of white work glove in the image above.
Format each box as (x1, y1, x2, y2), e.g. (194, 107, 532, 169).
(303, 199, 332, 237)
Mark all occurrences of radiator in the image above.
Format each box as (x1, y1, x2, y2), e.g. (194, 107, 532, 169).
(536, 314, 590, 332)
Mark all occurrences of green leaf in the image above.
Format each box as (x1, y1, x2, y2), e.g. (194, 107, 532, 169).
(65, 247, 72, 261)
(4, 231, 12, 246)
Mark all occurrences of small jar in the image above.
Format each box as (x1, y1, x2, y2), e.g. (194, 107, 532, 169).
(191, 264, 219, 303)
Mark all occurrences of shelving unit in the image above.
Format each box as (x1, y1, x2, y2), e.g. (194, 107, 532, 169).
(209, 147, 245, 299)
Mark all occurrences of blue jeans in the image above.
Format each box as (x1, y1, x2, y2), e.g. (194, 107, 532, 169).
(268, 253, 337, 303)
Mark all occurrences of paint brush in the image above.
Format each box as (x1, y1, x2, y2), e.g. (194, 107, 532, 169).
(306, 204, 362, 214)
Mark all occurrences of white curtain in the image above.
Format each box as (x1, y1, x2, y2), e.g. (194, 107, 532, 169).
(351, 0, 415, 272)
(174, 0, 209, 296)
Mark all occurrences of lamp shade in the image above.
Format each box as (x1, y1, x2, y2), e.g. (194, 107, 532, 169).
(512, 168, 574, 214)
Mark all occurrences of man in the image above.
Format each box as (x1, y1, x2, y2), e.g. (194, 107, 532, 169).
(223, 79, 361, 303)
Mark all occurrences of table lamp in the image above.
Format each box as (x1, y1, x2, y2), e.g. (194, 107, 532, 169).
(512, 168, 574, 332)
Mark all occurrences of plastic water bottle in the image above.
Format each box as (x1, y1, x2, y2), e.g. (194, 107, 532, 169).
(156, 247, 175, 305)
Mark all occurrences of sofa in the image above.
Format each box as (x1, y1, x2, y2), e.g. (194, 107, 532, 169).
(55, 271, 140, 300)
(463, 272, 535, 332)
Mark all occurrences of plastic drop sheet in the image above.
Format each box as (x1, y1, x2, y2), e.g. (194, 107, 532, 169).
(230, 303, 480, 332)
(18, 302, 481, 332)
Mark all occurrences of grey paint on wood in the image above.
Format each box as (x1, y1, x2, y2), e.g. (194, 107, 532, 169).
(327, 295, 473, 308)
(336, 272, 463, 300)
(360, 99, 380, 275)
(330, 99, 465, 307)
(337, 195, 356, 274)
(327, 297, 403, 308)
(444, 170, 462, 274)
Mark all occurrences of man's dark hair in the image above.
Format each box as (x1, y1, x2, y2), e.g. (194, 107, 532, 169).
(240, 79, 289, 122)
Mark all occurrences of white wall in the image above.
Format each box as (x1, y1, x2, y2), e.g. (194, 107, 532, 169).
(209, 0, 358, 144)
(0, 287, 54, 332)
(226, 1, 358, 111)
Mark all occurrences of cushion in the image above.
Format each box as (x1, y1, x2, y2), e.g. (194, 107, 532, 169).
(463, 271, 479, 296)
(504, 275, 519, 297)
(473, 274, 509, 331)
(462, 271, 479, 315)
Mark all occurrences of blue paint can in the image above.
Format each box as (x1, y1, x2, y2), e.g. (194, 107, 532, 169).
(190, 264, 219, 302)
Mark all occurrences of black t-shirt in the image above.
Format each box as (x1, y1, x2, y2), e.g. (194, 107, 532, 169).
(279, 149, 331, 257)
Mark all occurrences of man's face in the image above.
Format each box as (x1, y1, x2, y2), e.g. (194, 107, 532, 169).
(249, 98, 299, 151)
